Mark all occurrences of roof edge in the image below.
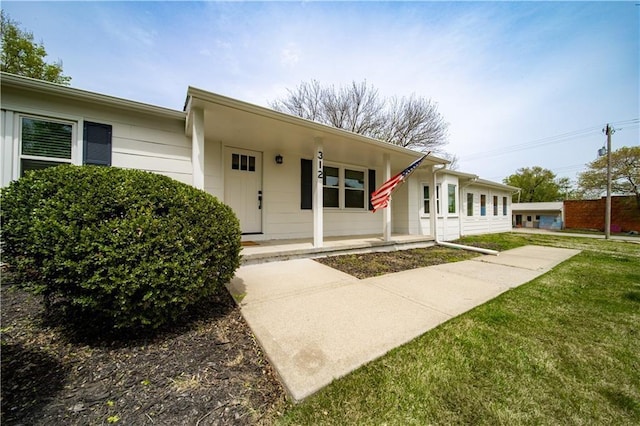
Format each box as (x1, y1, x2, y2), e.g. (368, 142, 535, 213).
(1, 72, 185, 120)
(186, 85, 449, 164)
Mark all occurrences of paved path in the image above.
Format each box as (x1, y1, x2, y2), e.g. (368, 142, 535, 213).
(511, 227, 640, 242)
(226, 245, 580, 401)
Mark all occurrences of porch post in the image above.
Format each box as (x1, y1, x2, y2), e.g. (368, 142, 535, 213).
(383, 153, 391, 241)
(191, 107, 205, 190)
(313, 138, 324, 247)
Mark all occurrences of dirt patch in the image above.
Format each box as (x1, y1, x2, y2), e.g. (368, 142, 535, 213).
(314, 246, 478, 279)
(1, 284, 286, 425)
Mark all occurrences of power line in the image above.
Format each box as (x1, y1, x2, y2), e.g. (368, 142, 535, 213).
(460, 118, 639, 162)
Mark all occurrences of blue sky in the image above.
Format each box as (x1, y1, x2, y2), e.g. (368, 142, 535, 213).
(3, 1, 638, 184)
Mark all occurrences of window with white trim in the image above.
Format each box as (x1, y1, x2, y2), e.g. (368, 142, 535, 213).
(436, 185, 441, 214)
(448, 184, 457, 214)
(344, 168, 365, 208)
(502, 196, 508, 216)
(423, 185, 430, 214)
(467, 193, 474, 216)
(322, 165, 367, 209)
(20, 116, 74, 175)
(493, 195, 498, 216)
(17, 114, 112, 177)
(480, 194, 487, 216)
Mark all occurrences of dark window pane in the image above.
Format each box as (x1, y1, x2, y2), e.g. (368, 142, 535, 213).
(345, 189, 364, 208)
(467, 193, 473, 216)
(21, 117, 72, 159)
(481, 194, 486, 216)
(503, 197, 508, 215)
(323, 187, 339, 207)
(345, 169, 364, 189)
(241, 155, 248, 171)
(323, 166, 339, 187)
(232, 154, 239, 170)
(249, 156, 256, 172)
(84, 121, 112, 166)
(20, 159, 65, 176)
(493, 196, 498, 215)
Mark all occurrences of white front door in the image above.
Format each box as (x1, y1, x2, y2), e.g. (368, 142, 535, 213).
(224, 147, 262, 234)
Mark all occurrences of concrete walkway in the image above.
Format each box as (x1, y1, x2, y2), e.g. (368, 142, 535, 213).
(226, 245, 580, 401)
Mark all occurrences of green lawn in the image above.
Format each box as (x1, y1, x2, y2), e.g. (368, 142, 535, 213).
(279, 233, 640, 425)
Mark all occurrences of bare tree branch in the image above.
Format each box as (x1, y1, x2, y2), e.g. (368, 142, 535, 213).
(270, 80, 449, 153)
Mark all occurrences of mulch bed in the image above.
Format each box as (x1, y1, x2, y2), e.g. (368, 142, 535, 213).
(315, 246, 478, 279)
(1, 283, 287, 425)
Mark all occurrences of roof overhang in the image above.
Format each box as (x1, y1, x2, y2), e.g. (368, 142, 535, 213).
(1, 72, 185, 120)
(439, 169, 519, 192)
(185, 85, 449, 170)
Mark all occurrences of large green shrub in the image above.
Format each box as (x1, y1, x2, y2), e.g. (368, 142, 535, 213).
(1, 165, 241, 330)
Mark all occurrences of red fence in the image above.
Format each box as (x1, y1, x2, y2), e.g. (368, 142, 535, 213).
(564, 196, 640, 232)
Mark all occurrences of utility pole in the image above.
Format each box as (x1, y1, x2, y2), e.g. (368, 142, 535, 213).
(602, 124, 614, 239)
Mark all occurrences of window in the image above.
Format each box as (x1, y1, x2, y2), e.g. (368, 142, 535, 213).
(436, 185, 441, 214)
(231, 153, 256, 172)
(502, 197, 508, 216)
(423, 185, 430, 214)
(480, 194, 486, 216)
(18, 116, 112, 176)
(493, 196, 498, 216)
(323, 166, 340, 208)
(467, 193, 474, 216)
(344, 169, 365, 208)
(20, 116, 73, 175)
(300, 161, 373, 210)
(448, 184, 457, 214)
(83, 121, 112, 166)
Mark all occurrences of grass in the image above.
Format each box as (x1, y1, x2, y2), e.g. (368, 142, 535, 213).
(279, 233, 640, 425)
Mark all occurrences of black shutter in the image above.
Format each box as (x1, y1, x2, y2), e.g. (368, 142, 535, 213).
(83, 121, 112, 166)
(301, 159, 312, 210)
(368, 169, 376, 211)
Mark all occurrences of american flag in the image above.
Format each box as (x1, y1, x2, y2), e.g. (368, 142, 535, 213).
(371, 153, 429, 213)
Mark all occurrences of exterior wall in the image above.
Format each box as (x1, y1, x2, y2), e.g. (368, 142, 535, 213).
(512, 210, 562, 229)
(235, 149, 385, 240)
(564, 196, 640, 232)
(460, 185, 512, 236)
(392, 178, 410, 234)
(1, 87, 190, 187)
(435, 173, 461, 241)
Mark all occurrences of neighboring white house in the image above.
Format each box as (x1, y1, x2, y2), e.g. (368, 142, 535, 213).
(512, 202, 564, 230)
(1, 73, 518, 244)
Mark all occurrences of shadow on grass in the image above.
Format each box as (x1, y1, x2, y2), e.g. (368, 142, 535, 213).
(1, 342, 70, 424)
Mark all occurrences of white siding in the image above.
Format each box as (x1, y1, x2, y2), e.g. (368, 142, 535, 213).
(1, 87, 190, 186)
(461, 185, 513, 236)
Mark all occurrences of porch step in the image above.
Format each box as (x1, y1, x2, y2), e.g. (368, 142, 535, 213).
(240, 237, 436, 265)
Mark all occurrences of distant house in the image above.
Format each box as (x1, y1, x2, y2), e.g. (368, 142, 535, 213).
(1, 72, 518, 245)
(512, 202, 564, 230)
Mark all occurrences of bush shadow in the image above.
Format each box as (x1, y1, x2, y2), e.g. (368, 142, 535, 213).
(1, 342, 69, 425)
(39, 288, 238, 349)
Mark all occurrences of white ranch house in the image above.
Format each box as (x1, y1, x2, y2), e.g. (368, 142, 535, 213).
(1, 73, 518, 246)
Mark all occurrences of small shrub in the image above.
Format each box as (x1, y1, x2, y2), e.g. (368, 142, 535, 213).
(1, 165, 241, 330)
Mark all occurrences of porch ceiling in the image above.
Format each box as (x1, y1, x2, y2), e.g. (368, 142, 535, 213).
(186, 87, 448, 171)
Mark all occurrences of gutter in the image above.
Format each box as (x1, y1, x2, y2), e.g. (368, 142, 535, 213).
(432, 165, 499, 256)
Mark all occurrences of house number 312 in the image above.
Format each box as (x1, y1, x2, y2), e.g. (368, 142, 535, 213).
(317, 151, 324, 179)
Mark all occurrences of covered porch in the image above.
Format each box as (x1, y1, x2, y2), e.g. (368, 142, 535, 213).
(240, 234, 436, 265)
(184, 86, 448, 248)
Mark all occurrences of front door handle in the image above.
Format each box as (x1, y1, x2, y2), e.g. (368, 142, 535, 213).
(258, 191, 262, 210)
